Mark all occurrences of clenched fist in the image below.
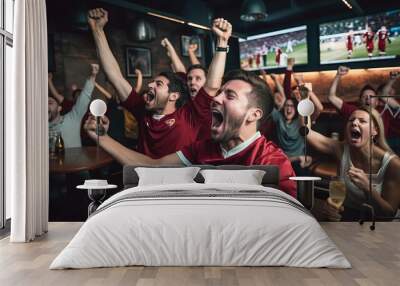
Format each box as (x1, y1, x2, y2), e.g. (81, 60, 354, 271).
(91, 63, 100, 76)
(88, 8, 108, 31)
(212, 18, 232, 43)
(84, 114, 110, 140)
(337, 66, 349, 77)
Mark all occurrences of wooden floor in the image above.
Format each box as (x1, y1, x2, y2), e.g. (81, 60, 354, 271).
(0, 222, 399, 286)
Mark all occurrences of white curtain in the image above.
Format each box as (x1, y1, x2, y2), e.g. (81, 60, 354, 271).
(7, 0, 48, 242)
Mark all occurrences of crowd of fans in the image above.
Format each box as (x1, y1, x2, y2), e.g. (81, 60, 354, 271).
(49, 8, 400, 221)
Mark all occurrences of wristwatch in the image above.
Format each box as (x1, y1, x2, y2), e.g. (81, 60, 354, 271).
(216, 46, 229, 53)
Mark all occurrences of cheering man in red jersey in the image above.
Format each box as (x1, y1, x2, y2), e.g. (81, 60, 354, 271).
(85, 70, 297, 197)
(88, 8, 231, 158)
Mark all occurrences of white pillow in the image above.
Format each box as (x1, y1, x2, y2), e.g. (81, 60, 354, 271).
(135, 167, 201, 186)
(200, 169, 266, 185)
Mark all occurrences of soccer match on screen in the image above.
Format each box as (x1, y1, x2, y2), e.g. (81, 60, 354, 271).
(320, 9, 400, 64)
(239, 25, 308, 70)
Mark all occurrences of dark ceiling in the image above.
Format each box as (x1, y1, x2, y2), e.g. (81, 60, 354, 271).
(119, 0, 400, 35)
(47, 0, 400, 37)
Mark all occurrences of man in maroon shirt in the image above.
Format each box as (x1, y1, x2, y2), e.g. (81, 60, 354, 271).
(88, 9, 231, 158)
(84, 70, 297, 197)
(328, 66, 400, 139)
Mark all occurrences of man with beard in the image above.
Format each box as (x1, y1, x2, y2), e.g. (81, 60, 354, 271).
(84, 70, 297, 197)
(88, 9, 230, 158)
(48, 63, 98, 148)
(160, 38, 209, 138)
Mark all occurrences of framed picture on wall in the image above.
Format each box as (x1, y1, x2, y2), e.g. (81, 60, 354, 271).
(126, 47, 152, 77)
(181, 35, 202, 58)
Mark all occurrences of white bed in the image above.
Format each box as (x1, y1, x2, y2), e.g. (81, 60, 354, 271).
(50, 182, 351, 269)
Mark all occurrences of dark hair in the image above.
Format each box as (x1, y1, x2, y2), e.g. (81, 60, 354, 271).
(187, 64, 208, 77)
(359, 84, 376, 98)
(222, 69, 273, 128)
(280, 98, 299, 120)
(158, 71, 189, 108)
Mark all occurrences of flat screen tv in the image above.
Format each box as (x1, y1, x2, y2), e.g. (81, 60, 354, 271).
(239, 25, 308, 70)
(319, 9, 400, 64)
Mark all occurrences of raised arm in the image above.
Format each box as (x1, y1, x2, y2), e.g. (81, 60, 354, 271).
(328, 66, 349, 110)
(188, 43, 201, 65)
(68, 64, 98, 121)
(88, 8, 132, 102)
(283, 58, 294, 98)
(307, 128, 341, 158)
(48, 73, 65, 104)
(161, 38, 186, 74)
(269, 73, 286, 110)
(204, 18, 232, 97)
(84, 115, 182, 166)
(134, 69, 143, 94)
(309, 90, 324, 122)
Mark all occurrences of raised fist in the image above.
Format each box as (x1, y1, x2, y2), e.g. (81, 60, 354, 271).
(88, 8, 108, 31)
(337, 66, 349, 76)
(212, 18, 232, 42)
(188, 43, 198, 53)
(134, 69, 142, 76)
(161, 38, 172, 49)
(91, 64, 100, 76)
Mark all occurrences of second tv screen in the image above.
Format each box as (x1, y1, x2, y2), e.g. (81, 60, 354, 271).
(320, 9, 400, 64)
(239, 25, 308, 70)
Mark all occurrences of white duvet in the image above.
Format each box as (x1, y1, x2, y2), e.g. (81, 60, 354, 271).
(50, 183, 351, 269)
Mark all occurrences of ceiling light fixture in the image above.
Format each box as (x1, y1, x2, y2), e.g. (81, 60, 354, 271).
(147, 12, 185, 24)
(187, 22, 211, 31)
(240, 0, 268, 22)
(341, 0, 353, 9)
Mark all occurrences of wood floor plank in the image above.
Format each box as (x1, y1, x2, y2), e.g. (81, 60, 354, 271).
(0, 222, 399, 286)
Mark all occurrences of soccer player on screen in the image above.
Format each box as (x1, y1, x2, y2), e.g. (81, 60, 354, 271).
(363, 26, 375, 58)
(275, 47, 282, 66)
(377, 26, 390, 56)
(346, 30, 354, 59)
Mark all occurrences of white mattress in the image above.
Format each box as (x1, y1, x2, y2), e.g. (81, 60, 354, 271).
(50, 183, 351, 269)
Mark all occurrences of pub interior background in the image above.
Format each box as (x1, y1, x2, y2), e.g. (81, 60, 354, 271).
(39, 0, 400, 221)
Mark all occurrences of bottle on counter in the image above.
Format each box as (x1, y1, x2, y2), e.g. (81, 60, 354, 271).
(55, 133, 65, 155)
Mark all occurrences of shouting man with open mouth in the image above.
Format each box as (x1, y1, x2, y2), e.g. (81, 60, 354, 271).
(88, 8, 231, 158)
(85, 69, 297, 197)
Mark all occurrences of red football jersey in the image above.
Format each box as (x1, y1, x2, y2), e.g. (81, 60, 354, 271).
(178, 134, 297, 197)
(364, 32, 374, 52)
(378, 30, 388, 52)
(346, 35, 353, 51)
(121, 87, 213, 158)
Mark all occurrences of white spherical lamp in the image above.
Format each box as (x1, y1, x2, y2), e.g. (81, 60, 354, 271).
(297, 98, 315, 117)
